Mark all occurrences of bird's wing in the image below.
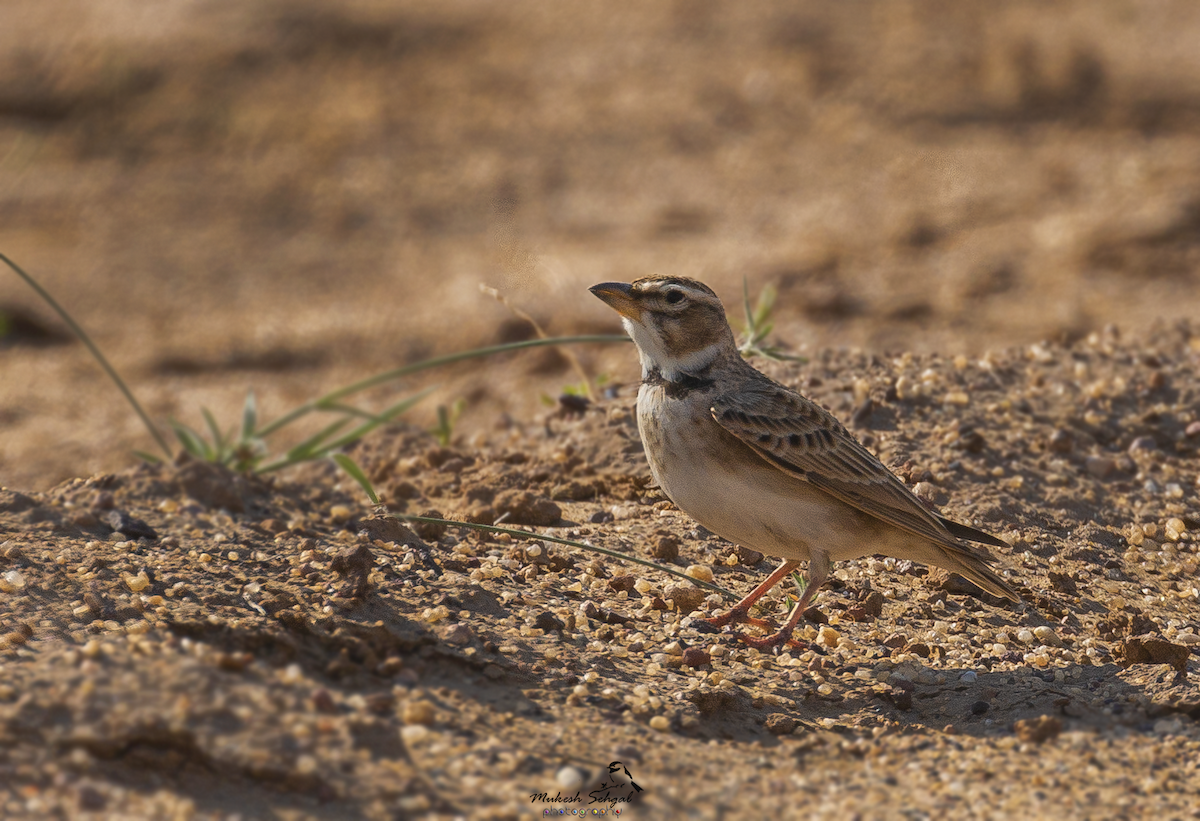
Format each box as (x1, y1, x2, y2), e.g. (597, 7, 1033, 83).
(710, 378, 974, 551)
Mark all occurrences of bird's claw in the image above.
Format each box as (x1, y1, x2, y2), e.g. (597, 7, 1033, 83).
(731, 630, 809, 654)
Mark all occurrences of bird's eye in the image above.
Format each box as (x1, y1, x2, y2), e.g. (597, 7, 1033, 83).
(665, 290, 684, 304)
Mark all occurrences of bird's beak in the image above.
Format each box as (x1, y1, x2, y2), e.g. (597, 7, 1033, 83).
(589, 281, 642, 320)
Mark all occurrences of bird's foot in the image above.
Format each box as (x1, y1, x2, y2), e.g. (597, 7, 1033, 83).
(699, 607, 771, 631)
(732, 629, 808, 654)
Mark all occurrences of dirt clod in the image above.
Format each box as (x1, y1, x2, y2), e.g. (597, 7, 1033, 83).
(494, 490, 561, 526)
(1117, 636, 1192, 673)
(1013, 715, 1063, 744)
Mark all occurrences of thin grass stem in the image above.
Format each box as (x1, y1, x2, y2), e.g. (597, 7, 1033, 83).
(255, 335, 628, 439)
(2, 253, 173, 458)
(395, 514, 736, 601)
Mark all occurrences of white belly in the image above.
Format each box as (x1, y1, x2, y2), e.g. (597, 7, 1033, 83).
(636, 384, 890, 564)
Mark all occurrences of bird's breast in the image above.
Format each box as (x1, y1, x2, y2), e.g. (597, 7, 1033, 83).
(635, 384, 875, 563)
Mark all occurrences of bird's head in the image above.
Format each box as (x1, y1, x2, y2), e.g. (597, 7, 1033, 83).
(590, 275, 736, 380)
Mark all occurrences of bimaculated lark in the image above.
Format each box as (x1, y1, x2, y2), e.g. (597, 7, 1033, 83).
(591, 275, 1019, 651)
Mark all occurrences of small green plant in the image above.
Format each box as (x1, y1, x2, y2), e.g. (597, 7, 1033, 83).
(332, 453, 379, 504)
(738, 277, 805, 362)
(4, 252, 629, 476)
(430, 398, 466, 447)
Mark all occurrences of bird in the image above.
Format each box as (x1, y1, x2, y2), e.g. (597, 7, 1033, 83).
(607, 762, 643, 792)
(589, 275, 1019, 651)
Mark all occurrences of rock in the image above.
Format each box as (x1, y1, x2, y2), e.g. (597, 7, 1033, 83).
(102, 510, 158, 540)
(411, 509, 447, 541)
(0, 490, 37, 514)
(802, 606, 828, 625)
(312, 688, 338, 714)
(551, 480, 599, 501)
(970, 700, 990, 715)
(662, 582, 705, 614)
(652, 535, 680, 561)
(681, 647, 711, 667)
(733, 545, 764, 566)
(889, 686, 913, 711)
(1117, 635, 1191, 673)
(494, 490, 561, 526)
(174, 459, 257, 512)
(357, 517, 428, 549)
(608, 575, 637, 595)
(330, 544, 374, 598)
(1085, 456, 1116, 479)
(764, 713, 798, 735)
(441, 623, 475, 645)
(1128, 436, 1159, 454)
(1013, 715, 1062, 744)
(331, 543, 373, 573)
(1047, 429, 1074, 454)
(913, 482, 948, 506)
(861, 590, 885, 618)
(1047, 571, 1077, 595)
(925, 567, 990, 599)
(685, 687, 738, 715)
(532, 611, 564, 632)
(1185, 421, 1200, 439)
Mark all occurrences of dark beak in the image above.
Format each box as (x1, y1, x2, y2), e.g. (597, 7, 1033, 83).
(589, 281, 641, 320)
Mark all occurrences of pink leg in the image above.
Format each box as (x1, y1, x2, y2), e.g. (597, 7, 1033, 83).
(702, 559, 799, 630)
(735, 552, 830, 653)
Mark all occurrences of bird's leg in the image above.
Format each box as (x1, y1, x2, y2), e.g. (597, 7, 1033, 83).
(701, 560, 799, 630)
(736, 552, 829, 653)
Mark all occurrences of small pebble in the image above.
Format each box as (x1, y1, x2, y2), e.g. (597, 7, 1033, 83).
(959, 671, 978, 684)
(1033, 626, 1063, 647)
(1164, 518, 1186, 542)
(1128, 436, 1158, 454)
(556, 766, 585, 790)
(1047, 430, 1074, 454)
(400, 725, 430, 743)
(402, 699, 436, 726)
(649, 715, 670, 732)
(970, 700, 990, 715)
(124, 572, 150, 593)
(1085, 457, 1116, 479)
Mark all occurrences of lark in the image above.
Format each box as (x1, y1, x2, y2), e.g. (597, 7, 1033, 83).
(590, 276, 1018, 651)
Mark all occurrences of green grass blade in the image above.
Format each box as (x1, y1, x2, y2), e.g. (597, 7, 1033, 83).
(282, 417, 353, 463)
(200, 407, 229, 461)
(255, 335, 628, 439)
(1, 253, 172, 458)
(241, 391, 258, 439)
(317, 387, 437, 456)
(169, 419, 214, 461)
(332, 454, 378, 504)
(396, 514, 737, 601)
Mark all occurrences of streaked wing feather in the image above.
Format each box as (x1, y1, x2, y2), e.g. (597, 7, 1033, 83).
(710, 378, 964, 550)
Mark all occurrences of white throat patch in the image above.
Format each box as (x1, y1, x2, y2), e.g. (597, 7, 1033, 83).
(623, 316, 722, 381)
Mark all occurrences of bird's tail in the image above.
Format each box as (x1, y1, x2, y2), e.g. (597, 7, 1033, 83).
(935, 541, 1020, 601)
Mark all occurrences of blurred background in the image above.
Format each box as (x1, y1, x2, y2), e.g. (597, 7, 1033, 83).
(3, 0, 1200, 490)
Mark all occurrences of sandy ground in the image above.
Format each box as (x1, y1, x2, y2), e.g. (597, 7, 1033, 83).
(2, 1, 1200, 818)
